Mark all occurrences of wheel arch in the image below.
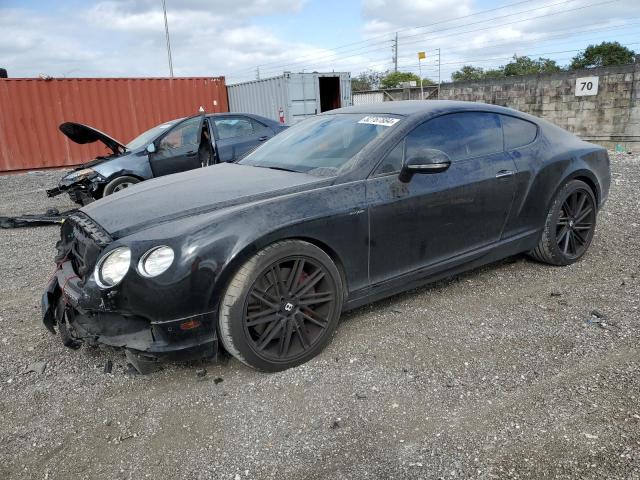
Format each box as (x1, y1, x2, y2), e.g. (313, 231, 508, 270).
(105, 171, 146, 183)
(210, 233, 350, 310)
(547, 168, 600, 214)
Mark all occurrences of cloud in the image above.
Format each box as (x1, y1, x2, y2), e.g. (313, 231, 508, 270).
(0, 0, 638, 82)
(0, 0, 314, 79)
(361, 0, 473, 37)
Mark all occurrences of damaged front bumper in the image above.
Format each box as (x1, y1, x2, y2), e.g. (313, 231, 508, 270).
(42, 260, 218, 370)
(46, 181, 97, 206)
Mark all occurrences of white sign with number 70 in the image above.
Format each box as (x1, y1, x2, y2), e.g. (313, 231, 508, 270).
(575, 76, 599, 96)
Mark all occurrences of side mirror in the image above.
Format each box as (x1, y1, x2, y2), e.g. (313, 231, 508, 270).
(146, 143, 156, 154)
(398, 148, 451, 183)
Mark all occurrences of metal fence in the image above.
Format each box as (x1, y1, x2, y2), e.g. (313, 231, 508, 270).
(0, 77, 228, 172)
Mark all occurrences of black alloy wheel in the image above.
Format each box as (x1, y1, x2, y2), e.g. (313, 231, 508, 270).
(529, 179, 597, 266)
(555, 187, 596, 259)
(243, 257, 337, 361)
(218, 240, 343, 371)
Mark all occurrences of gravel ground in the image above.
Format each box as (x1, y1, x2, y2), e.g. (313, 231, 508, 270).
(0, 156, 639, 480)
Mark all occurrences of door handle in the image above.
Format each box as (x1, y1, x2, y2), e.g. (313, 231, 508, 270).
(186, 151, 197, 157)
(258, 136, 269, 141)
(495, 170, 515, 179)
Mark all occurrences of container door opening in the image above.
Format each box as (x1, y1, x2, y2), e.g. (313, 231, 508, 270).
(319, 77, 341, 113)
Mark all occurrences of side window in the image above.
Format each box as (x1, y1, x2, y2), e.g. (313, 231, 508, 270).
(406, 112, 503, 162)
(251, 118, 273, 135)
(159, 117, 200, 150)
(501, 115, 537, 150)
(214, 117, 254, 140)
(374, 140, 404, 176)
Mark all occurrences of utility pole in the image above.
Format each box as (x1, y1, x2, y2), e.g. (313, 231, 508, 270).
(437, 48, 441, 99)
(256, 66, 260, 80)
(392, 33, 398, 72)
(161, 0, 174, 78)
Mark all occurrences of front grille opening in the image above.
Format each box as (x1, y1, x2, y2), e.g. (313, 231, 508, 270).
(57, 213, 112, 280)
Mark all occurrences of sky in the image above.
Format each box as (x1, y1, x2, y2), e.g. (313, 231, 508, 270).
(1, 0, 638, 83)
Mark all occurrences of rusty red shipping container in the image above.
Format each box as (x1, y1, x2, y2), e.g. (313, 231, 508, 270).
(0, 77, 228, 172)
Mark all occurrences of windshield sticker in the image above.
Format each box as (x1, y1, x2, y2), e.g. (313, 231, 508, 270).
(358, 116, 400, 127)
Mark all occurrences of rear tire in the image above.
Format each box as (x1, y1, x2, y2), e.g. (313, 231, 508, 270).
(103, 176, 140, 197)
(529, 179, 597, 266)
(218, 240, 343, 372)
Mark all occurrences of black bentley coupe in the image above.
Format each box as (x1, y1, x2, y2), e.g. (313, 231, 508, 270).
(42, 101, 610, 372)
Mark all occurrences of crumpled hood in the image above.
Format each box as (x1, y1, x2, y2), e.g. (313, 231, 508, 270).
(60, 122, 127, 155)
(81, 163, 325, 238)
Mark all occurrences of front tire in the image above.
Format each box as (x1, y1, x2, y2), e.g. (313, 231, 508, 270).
(218, 240, 343, 372)
(529, 179, 597, 266)
(103, 176, 140, 197)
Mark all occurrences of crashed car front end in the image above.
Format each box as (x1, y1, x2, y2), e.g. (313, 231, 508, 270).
(42, 212, 218, 371)
(46, 167, 107, 205)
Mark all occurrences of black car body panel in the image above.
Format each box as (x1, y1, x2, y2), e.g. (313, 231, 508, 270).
(48, 113, 285, 204)
(42, 101, 611, 365)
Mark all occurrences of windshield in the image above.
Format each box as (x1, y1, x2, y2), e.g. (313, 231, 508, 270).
(238, 113, 402, 176)
(126, 119, 182, 150)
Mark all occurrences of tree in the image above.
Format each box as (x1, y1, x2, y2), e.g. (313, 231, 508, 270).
(503, 55, 561, 76)
(482, 68, 505, 79)
(351, 70, 388, 91)
(451, 65, 490, 82)
(351, 74, 370, 92)
(452, 55, 562, 82)
(570, 41, 636, 69)
(380, 71, 421, 88)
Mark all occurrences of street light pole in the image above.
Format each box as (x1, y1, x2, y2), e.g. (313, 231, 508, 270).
(161, 0, 174, 78)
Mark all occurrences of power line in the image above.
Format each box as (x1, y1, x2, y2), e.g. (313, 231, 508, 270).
(307, 27, 638, 80)
(393, 0, 622, 51)
(397, 42, 640, 71)
(393, 42, 640, 82)
(229, 0, 623, 81)
(224, 0, 570, 77)
(228, 19, 635, 83)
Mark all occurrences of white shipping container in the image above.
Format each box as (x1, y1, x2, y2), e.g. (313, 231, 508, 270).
(227, 72, 352, 125)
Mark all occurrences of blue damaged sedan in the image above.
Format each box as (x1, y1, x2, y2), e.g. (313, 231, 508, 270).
(47, 113, 285, 205)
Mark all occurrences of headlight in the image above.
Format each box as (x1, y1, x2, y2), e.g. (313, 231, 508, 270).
(94, 247, 131, 288)
(138, 246, 174, 278)
(66, 168, 95, 181)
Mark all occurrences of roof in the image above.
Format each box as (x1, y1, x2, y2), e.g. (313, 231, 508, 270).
(327, 100, 520, 117)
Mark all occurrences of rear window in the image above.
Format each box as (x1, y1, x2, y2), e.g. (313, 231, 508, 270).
(501, 115, 538, 149)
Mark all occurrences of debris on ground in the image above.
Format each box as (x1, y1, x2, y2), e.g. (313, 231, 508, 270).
(25, 362, 46, 374)
(103, 360, 113, 374)
(585, 310, 620, 330)
(0, 208, 77, 229)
